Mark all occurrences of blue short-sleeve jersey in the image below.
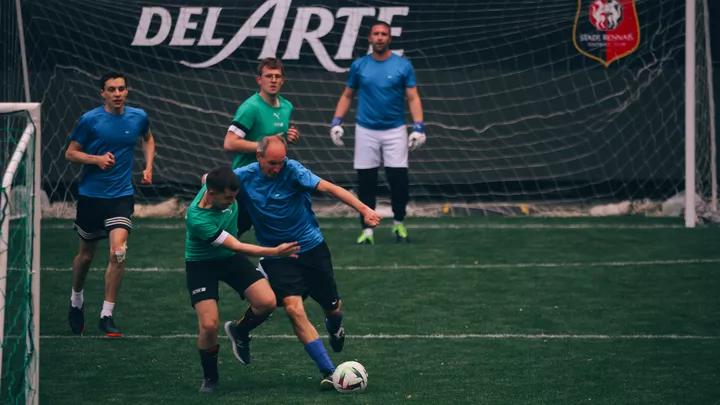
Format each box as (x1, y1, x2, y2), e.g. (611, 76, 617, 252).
(69, 106, 149, 198)
(234, 159, 324, 253)
(346, 53, 417, 130)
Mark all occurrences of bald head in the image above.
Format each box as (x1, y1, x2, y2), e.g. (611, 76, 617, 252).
(257, 136, 287, 178)
(257, 135, 287, 157)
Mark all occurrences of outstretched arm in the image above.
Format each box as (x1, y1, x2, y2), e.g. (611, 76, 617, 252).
(316, 179, 381, 227)
(219, 233, 300, 258)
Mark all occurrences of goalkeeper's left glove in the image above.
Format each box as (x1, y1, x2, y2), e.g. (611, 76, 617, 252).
(408, 122, 426, 151)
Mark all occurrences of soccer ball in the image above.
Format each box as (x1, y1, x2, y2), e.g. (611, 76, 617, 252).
(331, 361, 368, 393)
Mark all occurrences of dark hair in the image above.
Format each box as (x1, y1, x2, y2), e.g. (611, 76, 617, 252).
(205, 166, 240, 193)
(369, 20, 391, 33)
(256, 58, 284, 76)
(99, 71, 127, 90)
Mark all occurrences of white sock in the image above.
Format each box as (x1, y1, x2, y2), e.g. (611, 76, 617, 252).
(393, 220, 403, 226)
(70, 289, 84, 309)
(100, 301, 115, 318)
(363, 228, 374, 237)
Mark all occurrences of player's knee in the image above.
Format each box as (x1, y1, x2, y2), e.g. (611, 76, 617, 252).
(327, 299, 342, 314)
(283, 300, 307, 323)
(76, 250, 95, 265)
(254, 298, 276, 316)
(109, 243, 127, 264)
(199, 317, 219, 335)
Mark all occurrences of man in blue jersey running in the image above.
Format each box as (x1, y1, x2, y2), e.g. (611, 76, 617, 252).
(64, 71, 156, 337)
(230, 136, 382, 389)
(330, 20, 426, 245)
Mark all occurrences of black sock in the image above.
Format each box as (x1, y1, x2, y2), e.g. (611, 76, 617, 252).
(357, 168, 378, 228)
(199, 344, 219, 381)
(385, 167, 409, 221)
(235, 305, 270, 335)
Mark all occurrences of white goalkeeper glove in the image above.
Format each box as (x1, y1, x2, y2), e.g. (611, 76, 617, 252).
(408, 122, 426, 151)
(330, 117, 345, 147)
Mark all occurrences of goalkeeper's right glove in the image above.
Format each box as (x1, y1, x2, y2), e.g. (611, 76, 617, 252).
(330, 117, 344, 147)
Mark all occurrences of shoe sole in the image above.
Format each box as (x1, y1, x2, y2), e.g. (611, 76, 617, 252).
(104, 333, 123, 338)
(224, 321, 248, 365)
(320, 378, 334, 391)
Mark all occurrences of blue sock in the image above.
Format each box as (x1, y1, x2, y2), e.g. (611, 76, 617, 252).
(325, 312, 344, 334)
(304, 338, 335, 375)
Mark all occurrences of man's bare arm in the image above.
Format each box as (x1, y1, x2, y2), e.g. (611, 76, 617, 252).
(223, 130, 258, 154)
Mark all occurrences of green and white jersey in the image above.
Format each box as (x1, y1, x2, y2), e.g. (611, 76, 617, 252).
(228, 92, 293, 169)
(185, 185, 239, 261)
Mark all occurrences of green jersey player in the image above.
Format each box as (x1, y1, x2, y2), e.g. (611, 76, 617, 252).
(222, 58, 300, 235)
(185, 166, 299, 393)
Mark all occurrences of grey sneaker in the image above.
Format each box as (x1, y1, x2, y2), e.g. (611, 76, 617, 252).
(200, 378, 218, 393)
(224, 321, 251, 364)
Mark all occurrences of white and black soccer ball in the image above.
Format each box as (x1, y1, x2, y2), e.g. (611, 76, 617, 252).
(332, 361, 368, 393)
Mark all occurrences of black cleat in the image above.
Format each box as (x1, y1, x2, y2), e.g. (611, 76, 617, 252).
(68, 304, 85, 334)
(328, 326, 345, 353)
(320, 371, 334, 391)
(200, 378, 219, 393)
(99, 316, 123, 337)
(224, 321, 251, 364)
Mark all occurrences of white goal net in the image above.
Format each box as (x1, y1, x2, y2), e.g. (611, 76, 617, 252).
(6, 0, 717, 219)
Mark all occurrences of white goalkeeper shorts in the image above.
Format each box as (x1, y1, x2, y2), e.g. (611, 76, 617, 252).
(353, 124, 408, 170)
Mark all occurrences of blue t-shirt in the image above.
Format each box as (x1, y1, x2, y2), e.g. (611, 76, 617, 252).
(69, 106, 149, 198)
(347, 53, 417, 131)
(234, 159, 324, 254)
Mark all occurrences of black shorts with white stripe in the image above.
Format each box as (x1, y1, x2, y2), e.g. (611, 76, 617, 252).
(73, 195, 134, 242)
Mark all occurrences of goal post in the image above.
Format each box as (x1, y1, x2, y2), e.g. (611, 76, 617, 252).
(0, 103, 41, 405)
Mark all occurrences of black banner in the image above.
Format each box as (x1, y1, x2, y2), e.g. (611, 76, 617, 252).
(12, 0, 711, 203)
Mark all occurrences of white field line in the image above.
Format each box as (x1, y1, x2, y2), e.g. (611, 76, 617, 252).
(41, 223, 686, 230)
(37, 258, 720, 273)
(30, 333, 719, 340)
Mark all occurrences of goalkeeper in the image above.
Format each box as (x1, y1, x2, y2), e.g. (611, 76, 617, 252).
(330, 20, 426, 244)
(187, 166, 300, 393)
(223, 57, 299, 237)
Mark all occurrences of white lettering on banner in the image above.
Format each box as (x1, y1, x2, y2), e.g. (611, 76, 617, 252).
(130, 0, 410, 73)
(132, 7, 172, 46)
(335, 7, 375, 60)
(169, 7, 202, 46)
(198, 7, 223, 46)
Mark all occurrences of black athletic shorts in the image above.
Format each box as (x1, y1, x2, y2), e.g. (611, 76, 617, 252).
(73, 195, 134, 242)
(236, 197, 253, 236)
(258, 242, 340, 310)
(185, 254, 266, 307)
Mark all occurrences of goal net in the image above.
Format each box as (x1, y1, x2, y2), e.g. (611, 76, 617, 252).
(0, 105, 41, 405)
(11, 0, 717, 220)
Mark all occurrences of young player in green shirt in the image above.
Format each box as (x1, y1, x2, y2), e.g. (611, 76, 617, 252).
(185, 166, 300, 393)
(222, 58, 300, 235)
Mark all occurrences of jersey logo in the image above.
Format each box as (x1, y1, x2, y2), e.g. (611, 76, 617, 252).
(273, 112, 280, 119)
(388, 76, 392, 79)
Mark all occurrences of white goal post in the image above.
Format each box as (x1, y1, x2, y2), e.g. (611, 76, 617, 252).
(0, 102, 41, 405)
